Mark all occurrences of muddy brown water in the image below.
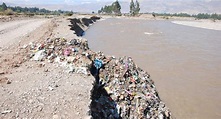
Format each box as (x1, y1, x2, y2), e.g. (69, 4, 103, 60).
(84, 18, 221, 119)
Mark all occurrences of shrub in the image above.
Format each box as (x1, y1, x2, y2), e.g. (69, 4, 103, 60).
(4, 9, 14, 15)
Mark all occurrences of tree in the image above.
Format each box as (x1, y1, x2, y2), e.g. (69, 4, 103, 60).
(211, 13, 218, 20)
(2, 2, 7, 11)
(0, 6, 3, 12)
(5, 8, 14, 15)
(112, 0, 121, 15)
(103, 5, 112, 14)
(135, 0, 140, 14)
(130, 0, 135, 16)
(98, 7, 103, 14)
(130, 0, 140, 16)
(98, 1, 121, 15)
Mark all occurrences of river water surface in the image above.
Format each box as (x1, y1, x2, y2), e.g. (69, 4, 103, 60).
(84, 18, 221, 119)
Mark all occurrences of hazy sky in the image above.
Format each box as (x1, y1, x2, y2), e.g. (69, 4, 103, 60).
(1, 0, 215, 5)
(1, 0, 220, 13)
(3, 0, 109, 4)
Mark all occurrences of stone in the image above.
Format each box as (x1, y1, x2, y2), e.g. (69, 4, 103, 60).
(1, 110, 12, 114)
(48, 86, 54, 91)
(6, 80, 11, 84)
(0, 77, 11, 84)
(53, 115, 60, 119)
(0, 70, 5, 75)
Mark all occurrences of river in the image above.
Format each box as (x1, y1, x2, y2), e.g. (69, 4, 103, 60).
(84, 18, 221, 119)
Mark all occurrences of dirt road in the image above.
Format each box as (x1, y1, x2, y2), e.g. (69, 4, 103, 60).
(0, 19, 49, 48)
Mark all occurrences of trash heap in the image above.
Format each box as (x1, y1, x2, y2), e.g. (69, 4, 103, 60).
(90, 52, 172, 119)
(25, 37, 172, 119)
(25, 38, 93, 75)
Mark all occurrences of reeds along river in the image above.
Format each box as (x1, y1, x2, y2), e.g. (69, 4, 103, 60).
(84, 18, 221, 119)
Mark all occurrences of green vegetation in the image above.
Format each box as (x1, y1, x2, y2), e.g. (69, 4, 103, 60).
(98, 0, 121, 15)
(193, 13, 221, 20)
(0, 2, 73, 16)
(155, 13, 191, 17)
(1, 2, 7, 11)
(154, 12, 221, 20)
(130, 0, 140, 16)
(98, 0, 141, 16)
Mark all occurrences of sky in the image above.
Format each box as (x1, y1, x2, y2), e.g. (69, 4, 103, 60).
(2, 0, 111, 5)
(1, 0, 215, 5)
(1, 0, 221, 13)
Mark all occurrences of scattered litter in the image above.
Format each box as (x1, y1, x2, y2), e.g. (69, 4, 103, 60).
(94, 59, 103, 69)
(32, 50, 46, 61)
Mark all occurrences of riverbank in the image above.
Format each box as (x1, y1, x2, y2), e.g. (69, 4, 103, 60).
(172, 20, 221, 31)
(0, 15, 172, 118)
(95, 14, 221, 31)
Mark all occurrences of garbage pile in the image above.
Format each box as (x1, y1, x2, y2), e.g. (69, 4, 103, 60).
(25, 37, 172, 119)
(25, 38, 93, 75)
(90, 53, 172, 119)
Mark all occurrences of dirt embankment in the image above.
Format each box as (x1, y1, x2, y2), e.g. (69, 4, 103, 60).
(68, 16, 100, 36)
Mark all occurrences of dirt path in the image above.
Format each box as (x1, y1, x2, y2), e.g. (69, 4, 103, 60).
(0, 19, 49, 48)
